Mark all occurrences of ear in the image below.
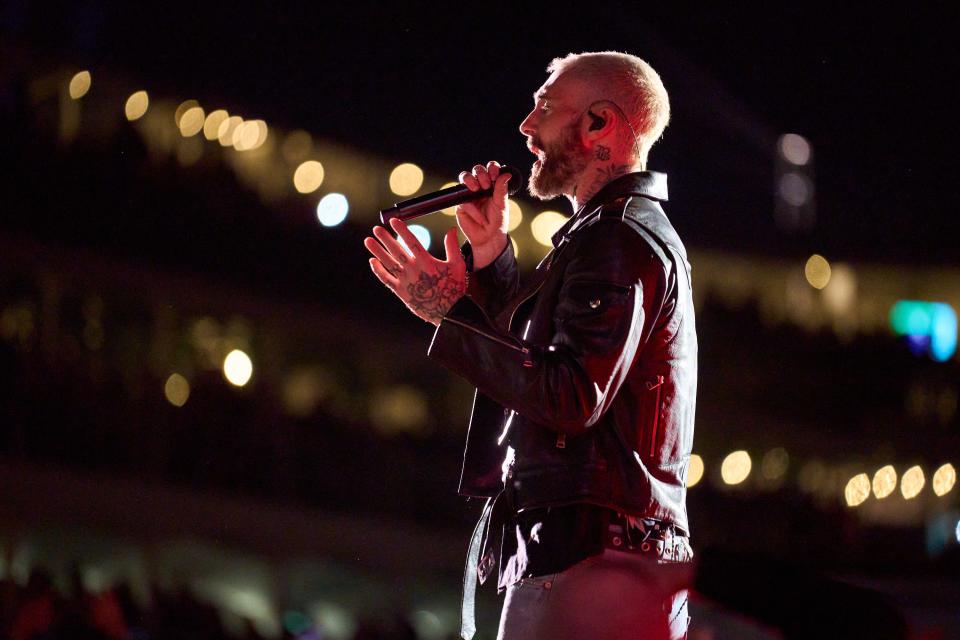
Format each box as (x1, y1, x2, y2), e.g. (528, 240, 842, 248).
(580, 104, 618, 147)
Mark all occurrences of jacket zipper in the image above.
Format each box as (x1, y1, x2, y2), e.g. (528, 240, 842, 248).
(648, 375, 664, 458)
(446, 247, 561, 366)
(442, 315, 531, 358)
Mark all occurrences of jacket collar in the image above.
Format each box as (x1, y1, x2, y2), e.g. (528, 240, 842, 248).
(551, 171, 668, 248)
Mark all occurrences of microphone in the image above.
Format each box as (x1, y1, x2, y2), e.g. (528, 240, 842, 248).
(379, 165, 524, 225)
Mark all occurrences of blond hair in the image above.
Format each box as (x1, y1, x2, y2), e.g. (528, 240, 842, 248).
(547, 51, 670, 163)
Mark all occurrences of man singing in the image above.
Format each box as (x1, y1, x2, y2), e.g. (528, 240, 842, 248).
(364, 51, 697, 640)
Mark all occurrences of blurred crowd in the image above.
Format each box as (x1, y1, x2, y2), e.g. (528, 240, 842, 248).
(0, 567, 435, 640)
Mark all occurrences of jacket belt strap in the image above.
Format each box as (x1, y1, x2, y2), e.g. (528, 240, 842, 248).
(460, 490, 509, 640)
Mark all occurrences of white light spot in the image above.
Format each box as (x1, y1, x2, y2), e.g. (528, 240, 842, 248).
(779, 133, 812, 166)
(409, 224, 431, 251)
(316, 193, 349, 227)
(223, 349, 253, 387)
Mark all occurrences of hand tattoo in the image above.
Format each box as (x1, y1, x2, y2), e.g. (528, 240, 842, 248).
(594, 144, 611, 161)
(404, 265, 467, 324)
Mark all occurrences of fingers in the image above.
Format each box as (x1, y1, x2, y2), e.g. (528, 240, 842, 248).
(443, 227, 463, 266)
(456, 202, 485, 228)
(363, 236, 405, 275)
(459, 170, 479, 192)
(486, 160, 501, 182)
(372, 224, 413, 262)
(493, 171, 511, 199)
(459, 161, 501, 192)
(369, 258, 400, 290)
(472, 164, 491, 190)
(389, 218, 428, 259)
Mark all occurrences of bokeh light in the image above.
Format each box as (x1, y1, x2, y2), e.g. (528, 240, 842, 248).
(804, 254, 832, 289)
(164, 373, 190, 407)
(282, 611, 313, 637)
(250, 120, 269, 149)
(440, 182, 459, 216)
(409, 225, 431, 252)
(511, 237, 519, 259)
(933, 463, 956, 497)
(223, 349, 253, 387)
(203, 109, 229, 141)
(930, 303, 958, 362)
(217, 116, 243, 147)
(316, 193, 349, 227)
(687, 454, 704, 488)
(778, 173, 812, 207)
(124, 91, 149, 121)
(779, 133, 811, 166)
(507, 199, 523, 232)
(889, 302, 957, 362)
(871, 465, 897, 499)
(232, 120, 260, 150)
(179, 106, 205, 137)
(410, 610, 445, 640)
(281, 368, 328, 418)
(823, 263, 857, 314)
(69, 71, 91, 99)
(389, 163, 424, 196)
(369, 385, 428, 434)
(721, 450, 752, 485)
(174, 100, 200, 128)
(845, 473, 871, 507)
(760, 447, 789, 481)
(901, 465, 925, 499)
(530, 211, 568, 247)
(294, 161, 325, 193)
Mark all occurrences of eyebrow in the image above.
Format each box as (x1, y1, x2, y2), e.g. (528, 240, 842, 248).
(533, 90, 551, 101)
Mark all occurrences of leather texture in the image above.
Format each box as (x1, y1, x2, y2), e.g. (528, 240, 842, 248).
(429, 171, 697, 534)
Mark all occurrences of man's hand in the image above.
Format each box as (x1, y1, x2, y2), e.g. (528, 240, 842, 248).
(364, 218, 467, 326)
(457, 161, 512, 270)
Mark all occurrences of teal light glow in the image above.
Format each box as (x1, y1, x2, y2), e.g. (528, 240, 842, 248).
(890, 300, 932, 336)
(890, 300, 957, 362)
(930, 303, 958, 362)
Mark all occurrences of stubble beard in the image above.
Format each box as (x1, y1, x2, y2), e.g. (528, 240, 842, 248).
(528, 120, 591, 201)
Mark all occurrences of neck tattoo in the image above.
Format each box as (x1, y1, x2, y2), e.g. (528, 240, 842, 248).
(580, 163, 631, 205)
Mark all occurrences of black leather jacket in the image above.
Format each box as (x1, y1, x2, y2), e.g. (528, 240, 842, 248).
(429, 171, 697, 533)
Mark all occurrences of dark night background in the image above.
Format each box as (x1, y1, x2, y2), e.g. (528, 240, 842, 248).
(1, 2, 958, 639)
(12, 2, 959, 261)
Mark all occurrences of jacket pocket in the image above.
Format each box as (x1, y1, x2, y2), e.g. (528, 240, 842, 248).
(554, 280, 631, 322)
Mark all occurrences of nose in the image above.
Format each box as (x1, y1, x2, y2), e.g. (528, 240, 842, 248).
(519, 108, 537, 137)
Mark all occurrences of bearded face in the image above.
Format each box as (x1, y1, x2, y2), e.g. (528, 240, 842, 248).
(528, 116, 591, 200)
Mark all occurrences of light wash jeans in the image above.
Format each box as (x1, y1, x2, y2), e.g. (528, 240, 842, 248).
(496, 548, 691, 640)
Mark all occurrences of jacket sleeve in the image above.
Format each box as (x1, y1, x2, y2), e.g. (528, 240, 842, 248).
(462, 237, 520, 319)
(429, 219, 667, 436)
